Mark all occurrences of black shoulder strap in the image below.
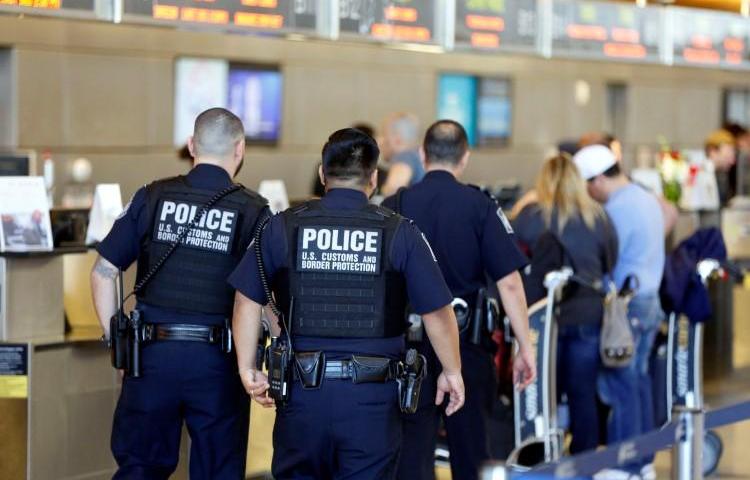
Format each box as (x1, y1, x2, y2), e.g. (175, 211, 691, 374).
(126, 183, 243, 300)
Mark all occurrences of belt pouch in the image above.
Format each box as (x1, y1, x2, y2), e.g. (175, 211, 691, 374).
(294, 351, 325, 389)
(351, 355, 390, 384)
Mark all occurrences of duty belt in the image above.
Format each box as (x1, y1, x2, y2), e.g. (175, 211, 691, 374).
(141, 323, 227, 345)
(292, 352, 403, 386)
(323, 358, 401, 381)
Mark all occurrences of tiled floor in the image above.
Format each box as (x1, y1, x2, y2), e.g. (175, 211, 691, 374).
(247, 286, 750, 479)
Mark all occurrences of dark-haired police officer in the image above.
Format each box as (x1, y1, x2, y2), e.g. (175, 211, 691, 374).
(383, 120, 536, 480)
(229, 128, 465, 480)
(90, 108, 268, 479)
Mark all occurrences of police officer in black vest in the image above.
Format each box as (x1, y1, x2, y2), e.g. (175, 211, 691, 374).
(229, 128, 465, 480)
(383, 120, 537, 480)
(90, 108, 268, 479)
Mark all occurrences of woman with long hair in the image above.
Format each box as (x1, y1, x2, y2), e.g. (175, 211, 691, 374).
(512, 153, 618, 454)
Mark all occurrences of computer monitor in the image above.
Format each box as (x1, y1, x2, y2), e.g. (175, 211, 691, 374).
(0, 151, 36, 176)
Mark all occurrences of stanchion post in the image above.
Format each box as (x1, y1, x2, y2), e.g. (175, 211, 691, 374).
(480, 462, 510, 480)
(671, 405, 704, 480)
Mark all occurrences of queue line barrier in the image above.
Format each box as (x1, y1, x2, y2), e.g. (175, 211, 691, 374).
(481, 399, 750, 480)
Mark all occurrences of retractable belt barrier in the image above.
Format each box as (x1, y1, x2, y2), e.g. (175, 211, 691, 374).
(482, 387, 750, 479)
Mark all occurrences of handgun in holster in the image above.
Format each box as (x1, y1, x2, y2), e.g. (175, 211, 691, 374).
(397, 348, 427, 414)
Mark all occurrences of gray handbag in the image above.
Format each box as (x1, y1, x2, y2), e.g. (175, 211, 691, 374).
(600, 279, 636, 368)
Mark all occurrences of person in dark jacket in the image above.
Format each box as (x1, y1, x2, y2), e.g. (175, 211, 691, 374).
(512, 153, 618, 454)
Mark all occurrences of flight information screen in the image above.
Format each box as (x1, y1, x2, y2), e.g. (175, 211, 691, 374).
(123, 0, 317, 32)
(0, 0, 94, 13)
(672, 8, 750, 69)
(339, 0, 436, 44)
(455, 0, 537, 52)
(552, 0, 661, 63)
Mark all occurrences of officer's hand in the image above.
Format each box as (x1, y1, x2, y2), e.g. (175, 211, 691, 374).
(435, 371, 465, 416)
(514, 345, 537, 391)
(240, 368, 274, 408)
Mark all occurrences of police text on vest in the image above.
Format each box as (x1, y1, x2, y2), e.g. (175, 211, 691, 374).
(297, 227, 382, 275)
(153, 200, 239, 254)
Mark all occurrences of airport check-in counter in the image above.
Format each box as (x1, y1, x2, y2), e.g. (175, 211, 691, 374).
(0, 247, 274, 479)
(0, 248, 120, 480)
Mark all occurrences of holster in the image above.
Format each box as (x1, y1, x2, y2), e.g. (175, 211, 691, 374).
(397, 348, 426, 414)
(294, 351, 325, 389)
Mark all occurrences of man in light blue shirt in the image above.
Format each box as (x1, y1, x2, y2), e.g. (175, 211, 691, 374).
(379, 113, 426, 196)
(575, 145, 665, 480)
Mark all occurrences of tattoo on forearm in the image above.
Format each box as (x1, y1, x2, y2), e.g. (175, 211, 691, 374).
(94, 257, 119, 279)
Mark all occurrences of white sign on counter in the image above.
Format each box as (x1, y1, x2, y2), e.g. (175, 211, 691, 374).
(259, 180, 290, 214)
(86, 184, 123, 245)
(0, 177, 54, 252)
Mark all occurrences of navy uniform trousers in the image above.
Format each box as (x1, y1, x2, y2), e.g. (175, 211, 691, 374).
(397, 342, 497, 480)
(111, 341, 249, 480)
(272, 378, 402, 480)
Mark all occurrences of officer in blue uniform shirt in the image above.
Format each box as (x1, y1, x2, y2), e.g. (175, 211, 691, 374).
(229, 128, 465, 480)
(90, 108, 268, 479)
(383, 120, 537, 480)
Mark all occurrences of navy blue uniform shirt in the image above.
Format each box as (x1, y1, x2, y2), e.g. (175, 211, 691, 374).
(228, 188, 453, 358)
(383, 170, 528, 298)
(97, 163, 264, 326)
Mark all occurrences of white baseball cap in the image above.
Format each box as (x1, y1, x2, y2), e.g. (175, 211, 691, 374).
(573, 145, 617, 181)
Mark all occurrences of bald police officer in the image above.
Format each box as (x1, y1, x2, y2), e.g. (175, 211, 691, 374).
(384, 120, 536, 480)
(90, 108, 268, 479)
(229, 128, 465, 480)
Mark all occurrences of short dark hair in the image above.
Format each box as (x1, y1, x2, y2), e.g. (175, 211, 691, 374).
(723, 122, 747, 138)
(322, 128, 380, 184)
(423, 120, 469, 166)
(602, 163, 621, 178)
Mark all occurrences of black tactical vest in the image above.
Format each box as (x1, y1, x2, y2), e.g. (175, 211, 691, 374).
(272, 200, 409, 338)
(136, 176, 267, 315)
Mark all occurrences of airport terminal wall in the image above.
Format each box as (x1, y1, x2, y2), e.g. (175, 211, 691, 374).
(0, 14, 744, 201)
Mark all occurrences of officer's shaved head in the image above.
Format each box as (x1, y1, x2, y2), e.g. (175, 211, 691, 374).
(192, 108, 245, 159)
(423, 120, 469, 166)
(322, 128, 380, 185)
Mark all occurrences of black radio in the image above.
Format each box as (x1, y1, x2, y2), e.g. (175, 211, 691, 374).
(266, 336, 292, 407)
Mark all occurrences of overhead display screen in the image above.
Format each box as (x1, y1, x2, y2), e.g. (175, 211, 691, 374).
(437, 73, 512, 147)
(173, 58, 283, 146)
(123, 0, 317, 32)
(455, 0, 537, 52)
(339, 0, 436, 44)
(671, 8, 750, 69)
(0, 0, 94, 13)
(551, 0, 660, 63)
